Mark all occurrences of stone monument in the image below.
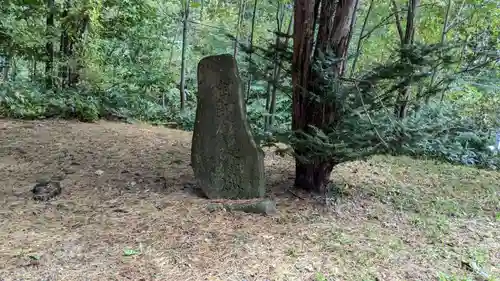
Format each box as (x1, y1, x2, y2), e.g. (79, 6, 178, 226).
(191, 54, 265, 199)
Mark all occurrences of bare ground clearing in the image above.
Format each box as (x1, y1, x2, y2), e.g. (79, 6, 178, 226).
(0, 119, 498, 281)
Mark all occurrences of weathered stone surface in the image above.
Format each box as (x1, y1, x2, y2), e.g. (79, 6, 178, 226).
(206, 199, 277, 216)
(224, 199, 277, 216)
(191, 54, 265, 199)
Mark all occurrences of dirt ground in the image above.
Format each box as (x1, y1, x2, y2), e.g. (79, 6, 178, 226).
(0, 119, 498, 281)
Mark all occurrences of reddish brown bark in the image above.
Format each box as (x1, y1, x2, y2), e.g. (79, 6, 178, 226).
(291, 0, 316, 132)
(292, 0, 359, 193)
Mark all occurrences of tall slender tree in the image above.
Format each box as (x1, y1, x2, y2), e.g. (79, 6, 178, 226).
(233, 0, 246, 57)
(45, 0, 55, 89)
(180, 0, 190, 110)
(265, 11, 293, 131)
(392, 0, 419, 118)
(245, 0, 259, 100)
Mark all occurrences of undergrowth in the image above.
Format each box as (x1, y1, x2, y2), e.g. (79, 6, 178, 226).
(0, 80, 291, 133)
(1, 78, 499, 171)
(0, 81, 192, 126)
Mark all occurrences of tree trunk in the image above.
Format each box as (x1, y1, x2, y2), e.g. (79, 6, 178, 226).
(31, 55, 37, 82)
(392, 0, 419, 118)
(266, 13, 293, 130)
(2, 54, 10, 80)
(233, 0, 246, 57)
(245, 0, 258, 101)
(10, 56, 17, 81)
(59, 1, 70, 89)
(69, 14, 89, 87)
(292, 0, 358, 193)
(59, 0, 88, 88)
(350, 0, 374, 77)
(180, 0, 190, 110)
(45, 0, 55, 89)
(264, 3, 285, 130)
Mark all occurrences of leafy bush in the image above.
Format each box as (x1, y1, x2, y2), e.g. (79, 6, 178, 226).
(447, 82, 500, 129)
(0, 82, 47, 119)
(290, 99, 500, 170)
(0, 81, 187, 126)
(100, 85, 169, 122)
(173, 108, 196, 131)
(395, 103, 499, 169)
(0, 82, 100, 122)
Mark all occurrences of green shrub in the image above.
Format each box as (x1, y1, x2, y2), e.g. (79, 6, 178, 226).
(0, 82, 100, 122)
(0, 81, 181, 125)
(404, 103, 499, 169)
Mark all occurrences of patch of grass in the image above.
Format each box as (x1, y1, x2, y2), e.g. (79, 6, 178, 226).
(439, 264, 500, 281)
(320, 228, 352, 253)
(285, 247, 298, 257)
(232, 231, 250, 245)
(123, 248, 140, 256)
(352, 155, 499, 219)
(314, 272, 334, 281)
(331, 155, 499, 280)
(438, 272, 474, 281)
(421, 215, 452, 242)
(467, 248, 489, 268)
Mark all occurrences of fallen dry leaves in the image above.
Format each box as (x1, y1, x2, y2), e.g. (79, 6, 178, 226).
(0, 119, 498, 281)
